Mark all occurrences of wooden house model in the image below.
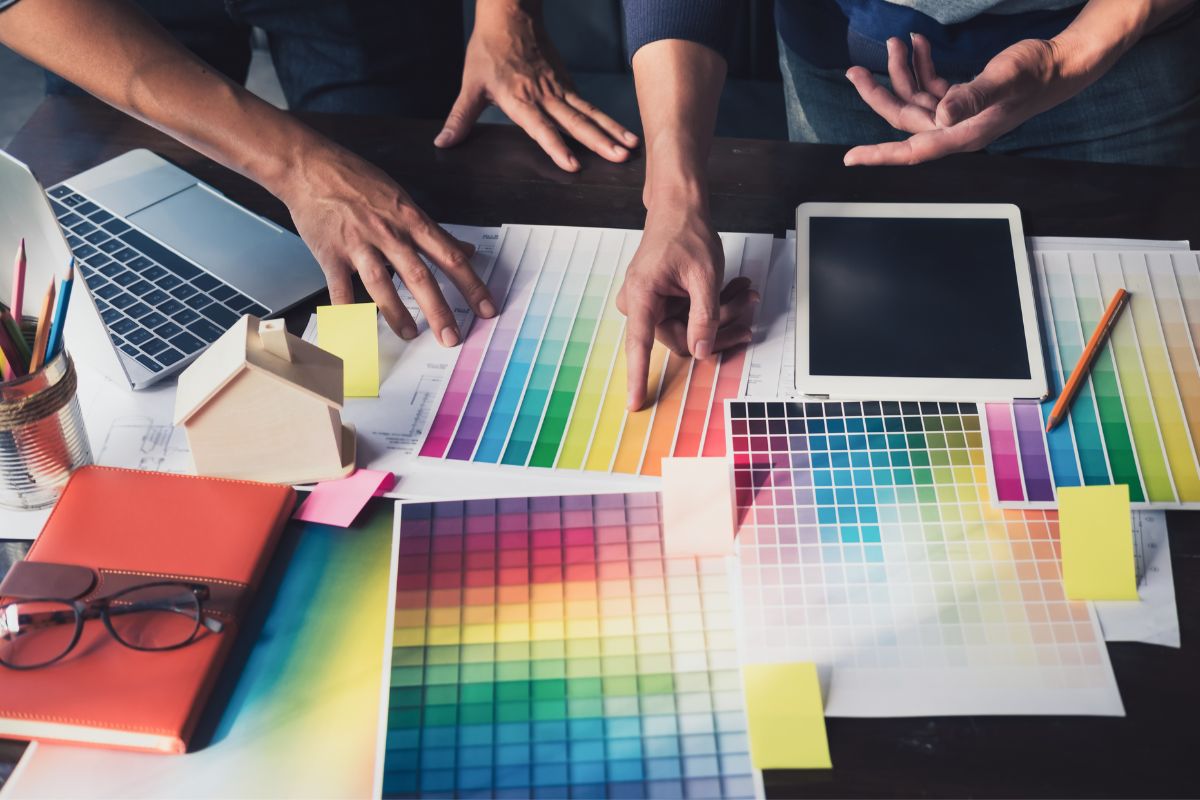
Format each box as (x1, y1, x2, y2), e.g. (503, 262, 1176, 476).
(173, 315, 356, 485)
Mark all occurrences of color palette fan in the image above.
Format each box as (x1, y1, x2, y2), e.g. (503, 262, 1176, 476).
(417, 225, 772, 479)
(376, 493, 758, 799)
(983, 250, 1200, 508)
(727, 399, 1123, 717)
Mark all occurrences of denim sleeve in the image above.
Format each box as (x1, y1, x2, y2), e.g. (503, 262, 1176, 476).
(0, 0, 24, 10)
(622, 0, 739, 61)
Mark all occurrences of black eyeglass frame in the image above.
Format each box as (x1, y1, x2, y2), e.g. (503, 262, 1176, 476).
(0, 580, 224, 670)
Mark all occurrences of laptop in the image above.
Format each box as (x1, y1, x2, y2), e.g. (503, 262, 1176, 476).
(0, 148, 327, 389)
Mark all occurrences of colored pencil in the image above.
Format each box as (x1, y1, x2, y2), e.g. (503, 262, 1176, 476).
(1045, 288, 1130, 433)
(29, 282, 56, 373)
(44, 260, 74, 362)
(11, 238, 25, 320)
(0, 320, 24, 381)
(0, 309, 30, 366)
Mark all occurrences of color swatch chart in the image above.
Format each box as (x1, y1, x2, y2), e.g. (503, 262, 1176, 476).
(983, 250, 1200, 509)
(727, 399, 1123, 718)
(376, 494, 758, 799)
(418, 225, 773, 479)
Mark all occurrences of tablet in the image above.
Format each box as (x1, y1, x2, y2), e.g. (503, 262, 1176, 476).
(795, 202, 1048, 401)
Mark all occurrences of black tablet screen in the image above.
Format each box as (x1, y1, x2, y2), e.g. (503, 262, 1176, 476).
(808, 217, 1032, 379)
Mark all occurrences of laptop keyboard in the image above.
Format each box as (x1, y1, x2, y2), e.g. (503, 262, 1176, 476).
(48, 185, 269, 376)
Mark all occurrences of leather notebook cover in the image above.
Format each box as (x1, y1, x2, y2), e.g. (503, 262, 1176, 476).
(0, 466, 295, 754)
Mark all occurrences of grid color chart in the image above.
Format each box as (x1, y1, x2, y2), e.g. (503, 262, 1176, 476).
(418, 225, 772, 478)
(377, 494, 757, 799)
(983, 250, 1200, 508)
(727, 400, 1123, 718)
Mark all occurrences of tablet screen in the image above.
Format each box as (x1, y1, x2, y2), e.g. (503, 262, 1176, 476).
(808, 217, 1032, 380)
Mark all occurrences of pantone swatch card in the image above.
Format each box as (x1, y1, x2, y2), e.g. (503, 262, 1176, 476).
(727, 399, 1123, 717)
(417, 225, 773, 480)
(984, 250, 1200, 508)
(375, 494, 759, 799)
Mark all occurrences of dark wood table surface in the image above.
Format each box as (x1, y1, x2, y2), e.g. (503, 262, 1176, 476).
(2, 95, 1199, 798)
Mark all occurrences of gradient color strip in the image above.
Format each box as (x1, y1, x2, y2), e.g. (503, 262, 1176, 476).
(640, 355, 694, 477)
(1013, 401, 1055, 501)
(1091, 254, 1174, 501)
(501, 231, 600, 465)
(612, 343, 670, 474)
(475, 230, 577, 463)
(529, 232, 624, 468)
(421, 228, 530, 458)
(1121, 257, 1200, 500)
(1040, 256, 1106, 485)
(380, 494, 756, 799)
(447, 229, 554, 461)
(985, 402, 1024, 501)
(1033, 256, 1083, 489)
(1148, 254, 1200, 468)
(555, 234, 638, 470)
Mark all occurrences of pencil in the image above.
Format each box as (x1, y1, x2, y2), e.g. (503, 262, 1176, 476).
(11, 238, 25, 320)
(1045, 288, 1131, 432)
(0, 309, 30, 367)
(44, 260, 74, 362)
(0, 321, 23, 381)
(29, 281, 56, 373)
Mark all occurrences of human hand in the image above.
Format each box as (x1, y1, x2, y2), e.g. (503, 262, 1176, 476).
(281, 145, 495, 346)
(434, 2, 639, 171)
(843, 33, 1094, 166)
(616, 208, 759, 410)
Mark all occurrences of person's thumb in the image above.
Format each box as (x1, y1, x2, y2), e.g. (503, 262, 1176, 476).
(935, 78, 999, 128)
(434, 89, 487, 148)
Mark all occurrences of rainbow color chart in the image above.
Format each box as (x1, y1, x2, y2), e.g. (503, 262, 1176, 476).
(727, 399, 1123, 718)
(418, 225, 772, 478)
(376, 494, 757, 799)
(984, 250, 1200, 508)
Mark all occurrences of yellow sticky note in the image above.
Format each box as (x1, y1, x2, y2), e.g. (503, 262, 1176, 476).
(662, 458, 735, 557)
(743, 662, 832, 769)
(1059, 485, 1138, 600)
(317, 303, 379, 397)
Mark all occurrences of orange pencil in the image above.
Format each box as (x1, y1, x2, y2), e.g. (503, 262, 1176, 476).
(1046, 288, 1131, 432)
(29, 282, 56, 373)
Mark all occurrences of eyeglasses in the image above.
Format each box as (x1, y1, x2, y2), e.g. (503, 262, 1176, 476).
(0, 580, 224, 670)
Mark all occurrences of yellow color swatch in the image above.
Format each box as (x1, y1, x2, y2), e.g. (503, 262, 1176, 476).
(1058, 485, 1138, 600)
(317, 302, 380, 397)
(742, 662, 832, 769)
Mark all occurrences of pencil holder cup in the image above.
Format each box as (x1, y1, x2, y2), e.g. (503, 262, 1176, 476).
(0, 348, 93, 510)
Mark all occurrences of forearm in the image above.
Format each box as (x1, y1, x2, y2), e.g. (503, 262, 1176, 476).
(631, 39, 725, 213)
(1051, 0, 1197, 80)
(0, 0, 332, 203)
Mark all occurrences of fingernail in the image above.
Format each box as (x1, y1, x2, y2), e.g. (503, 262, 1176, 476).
(478, 298, 497, 318)
(441, 326, 460, 347)
(909, 32, 917, 41)
(627, 390, 640, 411)
(845, 69, 854, 80)
(694, 340, 712, 360)
(612, 144, 628, 158)
(567, 155, 580, 170)
(400, 324, 418, 341)
(434, 129, 452, 146)
(623, 131, 638, 145)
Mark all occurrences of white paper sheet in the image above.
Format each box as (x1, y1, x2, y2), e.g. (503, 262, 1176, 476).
(1094, 511, 1180, 647)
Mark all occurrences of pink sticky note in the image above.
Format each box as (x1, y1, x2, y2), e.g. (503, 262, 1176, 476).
(294, 469, 395, 528)
(662, 457, 736, 557)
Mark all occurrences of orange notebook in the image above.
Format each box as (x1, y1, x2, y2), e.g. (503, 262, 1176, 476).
(0, 466, 295, 753)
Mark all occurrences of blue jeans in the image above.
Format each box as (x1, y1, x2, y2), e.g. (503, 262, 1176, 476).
(779, 12, 1200, 167)
(46, 0, 465, 117)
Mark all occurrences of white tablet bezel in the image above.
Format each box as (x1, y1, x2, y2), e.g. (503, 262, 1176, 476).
(794, 202, 1048, 401)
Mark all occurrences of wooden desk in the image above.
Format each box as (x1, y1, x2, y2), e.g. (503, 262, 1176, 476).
(3, 95, 1199, 798)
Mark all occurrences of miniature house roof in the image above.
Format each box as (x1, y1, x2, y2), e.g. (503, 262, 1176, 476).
(173, 315, 343, 426)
